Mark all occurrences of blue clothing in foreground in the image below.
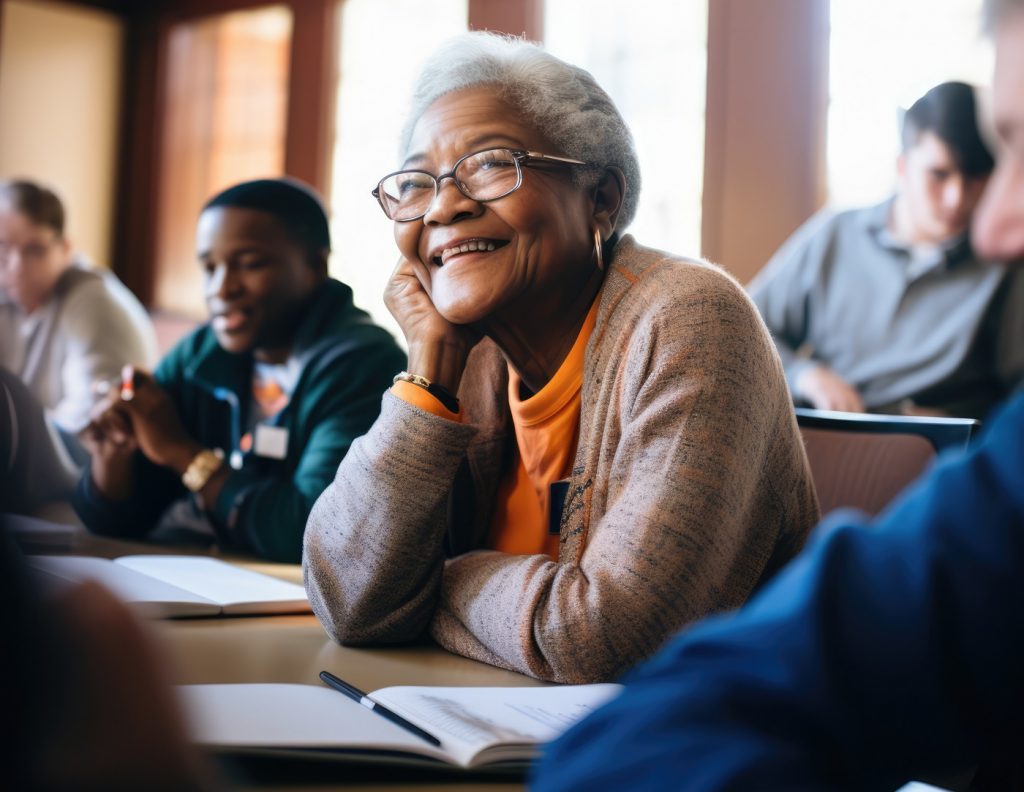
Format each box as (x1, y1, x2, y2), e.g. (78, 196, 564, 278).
(534, 392, 1024, 791)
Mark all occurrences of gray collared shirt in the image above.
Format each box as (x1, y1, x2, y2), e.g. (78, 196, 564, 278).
(0, 260, 159, 432)
(748, 199, 1024, 418)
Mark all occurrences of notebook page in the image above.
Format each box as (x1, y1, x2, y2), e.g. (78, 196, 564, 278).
(114, 556, 309, 614)
(178, 684, 451, 763)
(370, 683, 623, 767)
(26, 556, 220, 617)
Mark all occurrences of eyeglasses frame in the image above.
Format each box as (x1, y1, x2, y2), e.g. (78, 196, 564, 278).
(371, 147, 591, 222)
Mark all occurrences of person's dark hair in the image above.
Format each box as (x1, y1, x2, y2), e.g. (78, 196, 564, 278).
(201, 178, 331, 261)
(901, 81, 994, 177)
(0, 180, 66, 238)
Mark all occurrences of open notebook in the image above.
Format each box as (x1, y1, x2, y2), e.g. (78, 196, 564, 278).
(26, 555, 309, 618)
(4, 513, 76, 553)
(179, 682, 622, 770)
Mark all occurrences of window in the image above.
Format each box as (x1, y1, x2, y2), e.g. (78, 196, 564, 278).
(329, 0, 468, 342)
(828, 0, 993, 208)
(154, 5, 293, 315)
(544, 0, 708, 259)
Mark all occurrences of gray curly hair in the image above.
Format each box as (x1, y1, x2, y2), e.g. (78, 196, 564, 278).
(399, 31, 641, 231)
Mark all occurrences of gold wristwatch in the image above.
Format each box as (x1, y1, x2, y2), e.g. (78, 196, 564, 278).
(181, 448, 226, 492)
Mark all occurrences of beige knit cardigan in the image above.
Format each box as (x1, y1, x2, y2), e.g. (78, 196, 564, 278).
(303, 235, 820, 683)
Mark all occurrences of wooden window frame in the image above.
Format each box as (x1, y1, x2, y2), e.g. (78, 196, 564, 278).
(702, 0, 829, 282)
(468, 0, 830, 283)
(468, 0, 543, 39)
(38, 0, 829, 300)
(48, 0, 337, 306)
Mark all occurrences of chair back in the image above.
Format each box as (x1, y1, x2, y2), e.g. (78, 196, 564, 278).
(794, 408, 979, 517)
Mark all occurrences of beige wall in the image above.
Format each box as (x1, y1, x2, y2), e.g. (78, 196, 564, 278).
(0, 0, 123, 269)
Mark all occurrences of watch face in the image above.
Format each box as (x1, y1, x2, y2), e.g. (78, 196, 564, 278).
(183, 449, 225, 492)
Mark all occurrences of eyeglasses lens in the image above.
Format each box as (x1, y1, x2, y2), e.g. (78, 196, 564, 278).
(378, 148, 522, 221)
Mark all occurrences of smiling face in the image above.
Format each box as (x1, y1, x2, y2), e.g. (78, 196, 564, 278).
(897, 131, 990, 245)
(196, 206, 326, 361)
(394, 87, 601, 328)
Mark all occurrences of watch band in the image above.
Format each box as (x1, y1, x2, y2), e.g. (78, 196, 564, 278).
(393, 371, 460, 413)
(181, 448, 226, 492)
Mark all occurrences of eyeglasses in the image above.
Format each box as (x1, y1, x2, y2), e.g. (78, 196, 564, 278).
(372, 147, 591, 222)
(0, 240, 57, 265)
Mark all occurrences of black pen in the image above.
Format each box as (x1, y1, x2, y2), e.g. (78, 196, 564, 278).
(319, 670, 442, 747)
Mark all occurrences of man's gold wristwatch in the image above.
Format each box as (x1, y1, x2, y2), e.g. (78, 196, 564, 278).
(181, 448, 226, 492)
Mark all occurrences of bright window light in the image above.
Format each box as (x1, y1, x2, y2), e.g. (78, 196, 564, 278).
(544, 0, 708, 259)
(329, 0, 467, 344)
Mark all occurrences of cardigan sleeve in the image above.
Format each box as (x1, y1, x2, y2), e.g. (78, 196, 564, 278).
(303, 392, 480, 643)
(426, 263, 817, 682)
(533, 393, 1024, 792)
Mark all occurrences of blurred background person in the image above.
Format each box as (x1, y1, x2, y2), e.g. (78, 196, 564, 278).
(750, 81, 1024, 419)
(0, 179, 158, 479)
(74, 179, 405, 562)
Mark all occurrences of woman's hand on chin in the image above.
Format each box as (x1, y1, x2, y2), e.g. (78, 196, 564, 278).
(384, 255, 478, 392)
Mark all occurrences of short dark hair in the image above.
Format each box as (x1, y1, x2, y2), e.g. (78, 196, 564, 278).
(0, 180, 66, 237)
(901, 82, 994, 177)
(201, 178, 331, 260)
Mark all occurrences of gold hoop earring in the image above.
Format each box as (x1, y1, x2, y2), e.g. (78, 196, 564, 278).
(593, 227, 605, 272)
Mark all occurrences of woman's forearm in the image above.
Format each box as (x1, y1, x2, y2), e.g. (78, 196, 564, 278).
(302, 392, 477, 643)
(405, 338, 474, 394)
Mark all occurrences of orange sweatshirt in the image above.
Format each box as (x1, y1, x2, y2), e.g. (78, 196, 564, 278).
(392, 299, 599, 560)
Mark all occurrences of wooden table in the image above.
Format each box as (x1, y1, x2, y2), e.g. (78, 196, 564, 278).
(164, 616, 544, 791)
(24, 504, 544, 791)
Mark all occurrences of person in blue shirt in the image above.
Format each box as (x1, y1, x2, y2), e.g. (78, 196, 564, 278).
(533, 0, 1024, 789)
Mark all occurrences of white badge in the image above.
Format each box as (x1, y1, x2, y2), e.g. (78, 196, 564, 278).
(253, 425, 289, 460)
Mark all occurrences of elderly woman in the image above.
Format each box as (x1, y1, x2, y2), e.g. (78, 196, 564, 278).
(304, 32, 819, 684)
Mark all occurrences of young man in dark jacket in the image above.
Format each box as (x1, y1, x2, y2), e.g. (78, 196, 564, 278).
(75, 179, 405, 562)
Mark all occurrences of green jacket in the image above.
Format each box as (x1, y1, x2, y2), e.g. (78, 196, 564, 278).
(75, 279, 405, 562)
